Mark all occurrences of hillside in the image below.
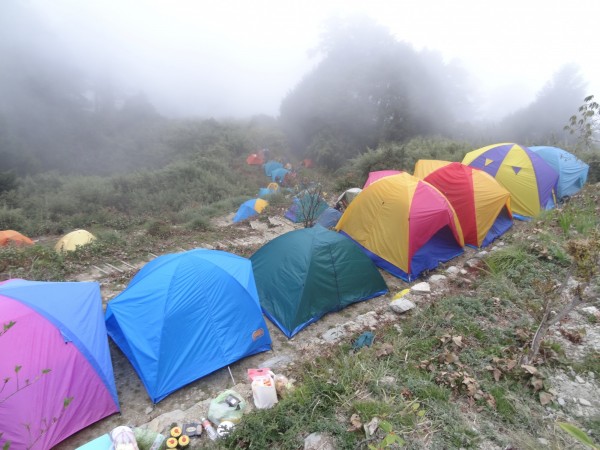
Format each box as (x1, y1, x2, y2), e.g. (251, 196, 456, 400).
(16, 181, 594, 450)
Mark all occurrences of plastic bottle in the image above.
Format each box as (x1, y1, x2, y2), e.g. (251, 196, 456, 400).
(201, 417, 218, 441)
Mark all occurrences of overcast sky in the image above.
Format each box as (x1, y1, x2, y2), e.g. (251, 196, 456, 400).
(21, 0, 600, 119)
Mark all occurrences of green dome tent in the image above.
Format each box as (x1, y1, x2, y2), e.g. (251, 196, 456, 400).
(250, 225, 388, 338)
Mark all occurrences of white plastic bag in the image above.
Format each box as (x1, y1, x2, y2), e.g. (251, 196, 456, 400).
(110, 426, 139, 450)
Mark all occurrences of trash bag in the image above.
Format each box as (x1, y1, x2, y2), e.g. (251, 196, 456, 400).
(207, 389, 247, 424)
(133, 428, 166, 450)
(110, 426, 139, 450)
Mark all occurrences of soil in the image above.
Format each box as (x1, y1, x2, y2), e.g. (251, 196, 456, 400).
(54, 213, 599, 449)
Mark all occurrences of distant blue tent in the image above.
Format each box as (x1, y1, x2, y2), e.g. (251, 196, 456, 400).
(233, 198, 268, 223)
(105, 249, 272, 403)
(285, 193, 329, 224)
(316, 207, 342, 228)
(263, 160, 283, 177)
(270, 167, 290, 183)
(530, 146, 589, 199)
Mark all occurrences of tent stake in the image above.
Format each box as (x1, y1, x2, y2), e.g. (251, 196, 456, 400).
(227, 366, 236, 386)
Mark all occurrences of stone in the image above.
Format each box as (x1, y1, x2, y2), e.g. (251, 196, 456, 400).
(579, 398, 592, 407)
(260, 354, 293, 369)
(475, 251, 488, 259)
(557, 397, 566, 406)
(141, 409, 186, 433)
(322, 326, 346, 343)
(446, 266, 460, 275)
(411, 282, 430, 295)
(465, 258, 479, 268)
(145, 406, 154, 415)
(537, 438, 549, 446)
(304, 432, 336, 450)
(576, 375, 585, 384)
(355, 311, 379, 328)
(390, 299, 416, 314)
(379, 376, 396, 386)
(428, 274, 448, 287)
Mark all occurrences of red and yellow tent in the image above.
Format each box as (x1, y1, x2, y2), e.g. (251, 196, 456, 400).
(418, 162, 513, 248)
(336, 172, 464, 281)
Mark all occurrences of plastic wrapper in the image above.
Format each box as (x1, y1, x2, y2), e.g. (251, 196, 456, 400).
(207, 389, 247, 424)
(133, 428, 166, 450)
(110, 426, 139, 450)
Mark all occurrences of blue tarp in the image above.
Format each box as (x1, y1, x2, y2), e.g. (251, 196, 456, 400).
(270, 167, 290, 183)
(105, 250, 272, 403)
(530, 146, 589, 199)
(316, 207, 342, 228)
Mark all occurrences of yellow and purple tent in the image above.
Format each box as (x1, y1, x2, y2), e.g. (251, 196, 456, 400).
(462, 143, 558, 219)
(336, 172, 464, 281)
(418, 162, 513, 248)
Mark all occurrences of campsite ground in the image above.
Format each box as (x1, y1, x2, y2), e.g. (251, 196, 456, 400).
(53, 189, 600, 449)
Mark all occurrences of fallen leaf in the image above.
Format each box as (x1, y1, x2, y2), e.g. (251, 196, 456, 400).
(364, 417, 380, 437)
(539, 391, 554, 406)
(347, 413, 362, 432)
(376, 343, 394, 358)
(521, 364, 539, 376)
(531, 377, 544, 392)
(493, 368, 502, 382)
(506, 359, 518, 371)
(452, 336, 463, 347)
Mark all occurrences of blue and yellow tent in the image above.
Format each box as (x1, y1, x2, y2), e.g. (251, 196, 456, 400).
(233, 198, 269, 223)
(462, 143, 559, 219)
(336, 172, 464, 281)
(529, 146, 589, 199)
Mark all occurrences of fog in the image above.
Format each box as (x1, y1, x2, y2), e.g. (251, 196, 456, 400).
(4, 0, 600, 120)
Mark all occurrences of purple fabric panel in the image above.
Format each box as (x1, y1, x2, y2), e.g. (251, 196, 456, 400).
(469, 144, 513, 176)
(528, 151, 559, 208)
(0, 297, 118, 449)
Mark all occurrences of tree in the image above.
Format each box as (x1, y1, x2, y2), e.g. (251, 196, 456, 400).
(564, 95, 600, 149)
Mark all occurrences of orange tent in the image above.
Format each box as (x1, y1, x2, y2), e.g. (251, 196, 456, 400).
(246, 153, 265, 165)
(0, 230, 34, 246)
(301, 159, 314, 168)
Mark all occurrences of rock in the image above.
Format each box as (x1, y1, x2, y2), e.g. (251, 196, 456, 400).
(140, 409, 186, 433)
(260, 354, 292, 369)
(304, 432, 336, 450)
(579, 398, 592, 407)
(428, 274, 448, 287)
(581, 306, 600, 318)
(410, 282, 430, 295)
(475, 251, 488, 259)
(355, 311, 379, 328)
(576, 375, 585, 384)
(390, 299, 416, 314)
(145, 406, 154, 414)
(464, 258, 479, 268)
(558, 397, 566, 406)
(322, 326, 346, 343)
(379, 376, 396, 386)
(249, 220, 268, 230)
(537, 438, 549, 446)
(460, 269, 468, 275)
(446, 266, 460, 275)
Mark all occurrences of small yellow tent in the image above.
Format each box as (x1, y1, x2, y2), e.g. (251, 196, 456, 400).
(55, 229, 97, 253)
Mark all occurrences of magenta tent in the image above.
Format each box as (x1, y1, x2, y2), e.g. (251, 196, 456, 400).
(0, 279, 119, 449)
(363, 170, 402, 188)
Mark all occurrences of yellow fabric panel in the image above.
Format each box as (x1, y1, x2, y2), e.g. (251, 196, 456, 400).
(255, 199, 269, 213)
(461, 142, 513, 165)
(267, 182, 279, 191)
(472, 170, 511, 246)
(495, 145, 538, 217)
(336, 173, 416, 273)
(413, 160, 452, 179)
(55, 229, 97, 253)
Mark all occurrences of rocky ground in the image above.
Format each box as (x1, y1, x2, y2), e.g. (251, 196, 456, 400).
(56, 214, 599, 449)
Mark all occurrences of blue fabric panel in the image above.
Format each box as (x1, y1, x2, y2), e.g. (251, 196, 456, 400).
(481, 207, 513, 248)
(316, 207, 342, 228)
(410, 227, 464, 280)
(0, 280, 119, 408)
